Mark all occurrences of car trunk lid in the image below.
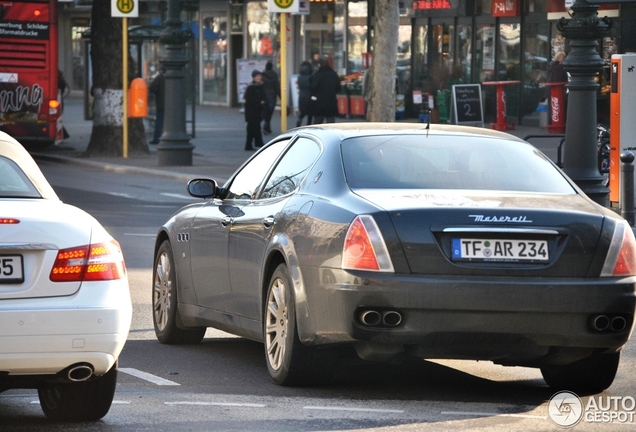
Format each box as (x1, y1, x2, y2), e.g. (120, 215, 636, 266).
(0, 200, 93, 299)
(355, 190, 604, 277)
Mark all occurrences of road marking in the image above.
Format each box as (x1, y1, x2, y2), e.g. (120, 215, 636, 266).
(119, 368, 180, 386)
(165, 401, 266, 408)
(304, 406, 404, 414)
(123, 233, 156, 237)
(442, 411, 546, 419)
(112, 400, 132, 404)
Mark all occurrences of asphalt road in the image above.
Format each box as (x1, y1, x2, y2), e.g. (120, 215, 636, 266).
(1, 160, 635, 431)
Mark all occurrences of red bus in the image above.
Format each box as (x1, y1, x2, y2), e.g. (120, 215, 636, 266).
(0, 0, 61, 147)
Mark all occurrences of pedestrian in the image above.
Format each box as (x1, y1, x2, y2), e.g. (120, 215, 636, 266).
(58, 69, 70, 139)
(545, 52, 568, 99)
(308, 56, 342, 124)
(244, 69, 267, 151)
(261, 61, 280, 135)
(311, 52, 321, 72)
(148, 66, 166, 145)
(296, 61, 313, 127)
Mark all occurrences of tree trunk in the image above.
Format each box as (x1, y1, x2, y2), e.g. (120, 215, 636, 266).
(85, 0, 148, 157)
(366, 0, 399, 123)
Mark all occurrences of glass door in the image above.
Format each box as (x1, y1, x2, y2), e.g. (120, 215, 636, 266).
(304, 24, 335, 66)
(201, 14, 228, 104)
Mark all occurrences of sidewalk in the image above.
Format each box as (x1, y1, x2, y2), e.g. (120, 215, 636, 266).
(35, 95, 556, 184)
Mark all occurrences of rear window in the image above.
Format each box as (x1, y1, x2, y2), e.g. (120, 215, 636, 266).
(0, 156, 41, 198)
(341, 134, 576, 194)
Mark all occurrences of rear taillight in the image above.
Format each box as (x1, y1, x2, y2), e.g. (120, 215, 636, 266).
(342, 215, 394, 272)
(49, 100, 60, 117)
(50, 240, 126, 282)
(601, 220, 636, 277)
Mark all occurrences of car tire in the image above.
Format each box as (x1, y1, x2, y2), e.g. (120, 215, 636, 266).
(153, 240, 206, 344)
(540, 351, 620, 393)
(38, 362, 118, 421)
(264, 263, 337, 386)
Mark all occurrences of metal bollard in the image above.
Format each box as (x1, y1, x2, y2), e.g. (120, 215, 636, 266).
(621, 151, 635, 226)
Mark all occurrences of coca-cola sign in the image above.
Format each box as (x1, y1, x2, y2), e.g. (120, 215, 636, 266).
(551, 95, 560, 123)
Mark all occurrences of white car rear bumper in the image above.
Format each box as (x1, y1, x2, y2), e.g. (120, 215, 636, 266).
(0, 280, 132, 376)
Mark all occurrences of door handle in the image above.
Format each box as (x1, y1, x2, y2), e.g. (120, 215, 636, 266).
(263, 216, 275, 228)
(221, 216, 233, 227)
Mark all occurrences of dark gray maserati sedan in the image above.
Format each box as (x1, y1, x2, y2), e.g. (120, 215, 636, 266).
(152, 123, 636, 392)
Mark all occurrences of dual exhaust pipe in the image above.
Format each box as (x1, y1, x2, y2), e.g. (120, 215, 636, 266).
(358, 309, 402, 327)
(590, 314, 628, 332)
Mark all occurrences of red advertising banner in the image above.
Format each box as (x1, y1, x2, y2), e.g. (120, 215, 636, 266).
(492, 0, 519, 17)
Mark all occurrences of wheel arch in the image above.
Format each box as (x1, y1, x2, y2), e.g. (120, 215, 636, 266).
(262, 237, 315, 345)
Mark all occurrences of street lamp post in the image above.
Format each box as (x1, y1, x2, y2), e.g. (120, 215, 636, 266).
(157, 0, 194, 166)
(557, 0, 611, 206)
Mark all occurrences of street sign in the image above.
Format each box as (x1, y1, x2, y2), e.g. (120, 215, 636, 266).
(111, 0, 138, 18)
(267, 0, 309, 15)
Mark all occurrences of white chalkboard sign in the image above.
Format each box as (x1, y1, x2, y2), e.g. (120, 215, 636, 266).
(236, 59, 268, 103)
(451, 84, 484, 127)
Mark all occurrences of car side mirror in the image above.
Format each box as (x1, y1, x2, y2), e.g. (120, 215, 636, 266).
(187, 178, 220, 198)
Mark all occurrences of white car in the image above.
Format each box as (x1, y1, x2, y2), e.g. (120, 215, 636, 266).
(0, 132, 132, 421)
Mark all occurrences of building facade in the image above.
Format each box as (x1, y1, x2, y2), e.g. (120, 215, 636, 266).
(57, 0, 636, 123)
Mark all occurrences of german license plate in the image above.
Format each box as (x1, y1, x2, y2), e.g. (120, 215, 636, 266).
(452, 238, 549, 262)
(0, 255, 24, 283)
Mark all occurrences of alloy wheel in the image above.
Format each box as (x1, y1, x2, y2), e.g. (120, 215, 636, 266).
(265, 277, 288, 371)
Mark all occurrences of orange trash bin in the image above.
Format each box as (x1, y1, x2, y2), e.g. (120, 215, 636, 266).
(128, 78, 148, 118)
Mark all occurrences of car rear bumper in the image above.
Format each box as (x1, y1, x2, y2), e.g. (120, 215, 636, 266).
(0, 280, 132, 376)
(296, 268, 636, 364)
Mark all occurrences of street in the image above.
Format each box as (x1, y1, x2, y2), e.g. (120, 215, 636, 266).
(1, 160, 635, 431)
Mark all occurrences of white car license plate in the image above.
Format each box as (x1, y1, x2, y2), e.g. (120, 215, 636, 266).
(0, 255, 24, 283)
(452, 238, 549, 262)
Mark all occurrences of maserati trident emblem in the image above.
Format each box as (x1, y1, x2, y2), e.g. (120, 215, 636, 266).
(469, 215, 532, 223)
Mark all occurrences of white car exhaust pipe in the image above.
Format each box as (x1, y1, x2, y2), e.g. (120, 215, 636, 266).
(67, 364, 94, 382)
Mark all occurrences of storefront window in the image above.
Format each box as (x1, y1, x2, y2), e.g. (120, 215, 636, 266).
(432, 24, 454, 68)
(458, 24, 472, 83)
(396, 23, 412, 95)
(499, 23, 520, 81)
(499, 23, 521, 117)
(202, 15, 228, 104)
(71, 26, 89, 90)
(246, 1, 279, 63)
(476, 25, 495, 82)
(347, 1, 367, 73)
(412, 24, 429, 92)
(523, 22, 549, 114)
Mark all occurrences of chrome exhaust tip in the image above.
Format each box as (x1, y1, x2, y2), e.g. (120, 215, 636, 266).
(591, 315, 610, 331)
(382, 311, 402, 327)
(359, 310, 382, 326)
(67, 364, 94, 382)
(611, 316, 627, 332)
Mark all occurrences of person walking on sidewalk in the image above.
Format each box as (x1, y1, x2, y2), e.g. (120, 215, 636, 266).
(148, 66, 166, 144)
(296, 61, 313, 127)
(261, 61, 280, 135)
(309, 57, 341, 124)
(244, 70, 267, 150)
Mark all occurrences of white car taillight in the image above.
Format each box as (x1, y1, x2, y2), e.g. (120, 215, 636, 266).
(601, 220, 636, 277)
(342, 215, 394, 272)
(50, 240, 127, 282)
